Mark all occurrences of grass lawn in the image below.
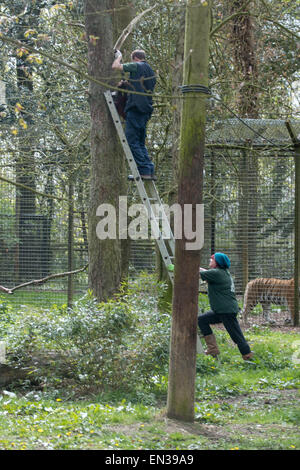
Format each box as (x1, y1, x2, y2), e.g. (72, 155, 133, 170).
(0, 326, 299, 451)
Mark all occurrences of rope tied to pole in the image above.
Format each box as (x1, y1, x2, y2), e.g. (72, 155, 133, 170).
(179, 85, 212, 95)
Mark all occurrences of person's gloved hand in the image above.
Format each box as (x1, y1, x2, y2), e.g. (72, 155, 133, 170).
(114, 49, 122, 60)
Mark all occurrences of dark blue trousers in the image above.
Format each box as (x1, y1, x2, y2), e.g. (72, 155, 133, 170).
(125, 109, 154, 176)
(198, 310, 251, 355)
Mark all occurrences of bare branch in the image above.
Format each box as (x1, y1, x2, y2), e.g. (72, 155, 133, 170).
(210, 3, 300, 41)
(210, 0, 253, 37)
(0, 174, 67, 202)
(114, 5, 158, 51)
(0, 265, 88, 294)
(0, 286, 13, 294)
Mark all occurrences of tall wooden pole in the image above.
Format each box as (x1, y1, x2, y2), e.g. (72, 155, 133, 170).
(167, 0, 211, 422)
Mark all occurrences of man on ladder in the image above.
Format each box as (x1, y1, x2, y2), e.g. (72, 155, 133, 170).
(112, 49, 157, 180)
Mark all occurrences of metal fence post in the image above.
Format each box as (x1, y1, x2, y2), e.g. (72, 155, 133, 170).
(286, 121, 300, 326)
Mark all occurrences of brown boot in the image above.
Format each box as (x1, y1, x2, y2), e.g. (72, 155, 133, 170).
(203, 334, 220, 357)
(242, 352, 254, 360)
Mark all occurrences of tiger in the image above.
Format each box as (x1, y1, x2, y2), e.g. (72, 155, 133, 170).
(242, 278, 299, 325)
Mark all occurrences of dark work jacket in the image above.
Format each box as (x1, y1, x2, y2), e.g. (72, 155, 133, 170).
(200, 268, 239, 314)
(124, 61, 156, 115)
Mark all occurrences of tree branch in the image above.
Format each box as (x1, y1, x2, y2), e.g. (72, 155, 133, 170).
(113, 5, 158, 50)
(0, 265, 88, 294)
(258, 16, 300, 40)
(210, 0, 253, 37)
(0, 174, 67, 202)
(0, 34, 182, 101)
(210, 2, 299, 41)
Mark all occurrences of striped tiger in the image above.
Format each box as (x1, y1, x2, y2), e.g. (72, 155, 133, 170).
(242, 278, 299, 325)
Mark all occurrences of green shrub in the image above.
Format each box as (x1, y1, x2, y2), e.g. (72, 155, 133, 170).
(3, 277, 171, 394)
(5, 294, 137, 388)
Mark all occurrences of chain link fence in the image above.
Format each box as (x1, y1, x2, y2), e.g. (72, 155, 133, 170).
(201, 118, 299, 326)
(0, 106, 299, 325)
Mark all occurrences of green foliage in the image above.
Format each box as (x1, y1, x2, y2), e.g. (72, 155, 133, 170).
(244, 342, 292, 371)
(0, 295, 10, 316)
(198, 293, 210, 313)
(195, 401, 231, 424)
(3, 276, 171, 395)
(196, 354, 220, 375)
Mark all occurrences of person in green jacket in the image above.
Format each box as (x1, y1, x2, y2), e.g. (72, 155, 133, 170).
(198, 252, 253, 360)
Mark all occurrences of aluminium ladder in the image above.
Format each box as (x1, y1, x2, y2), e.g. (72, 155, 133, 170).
(104, 90, 204, 354)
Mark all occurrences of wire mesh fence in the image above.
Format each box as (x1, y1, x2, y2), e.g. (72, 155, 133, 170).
(202, 118, 299, 327)
(0, 114, 299, 326)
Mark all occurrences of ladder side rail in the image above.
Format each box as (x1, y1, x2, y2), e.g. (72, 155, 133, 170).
(104, 90, 175, 257)
(104, 91, 141, 179)
(142, 195, 175, 283)
(104, 91, 174, 279)
(146, 183, 175, 254)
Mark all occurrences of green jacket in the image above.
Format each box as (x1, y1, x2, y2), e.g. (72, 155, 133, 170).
(200, 268, 239, 314)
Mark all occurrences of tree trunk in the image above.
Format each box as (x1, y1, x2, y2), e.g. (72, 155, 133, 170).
(113, 0, 134, 283)
(15, 13, 38, 281)
(230, 0, 259, 286)
(84, 0, 129, 301)
(167, 0, 210, 422)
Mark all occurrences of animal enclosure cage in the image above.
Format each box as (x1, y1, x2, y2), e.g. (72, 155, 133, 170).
(0, 117, 299, 326)
(201, 118, 300, 326)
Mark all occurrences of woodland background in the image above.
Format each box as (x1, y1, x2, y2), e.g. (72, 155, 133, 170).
(0, 0, 299, 305)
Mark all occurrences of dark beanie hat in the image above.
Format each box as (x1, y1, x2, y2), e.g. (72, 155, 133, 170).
(214, 252, 231, 269)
